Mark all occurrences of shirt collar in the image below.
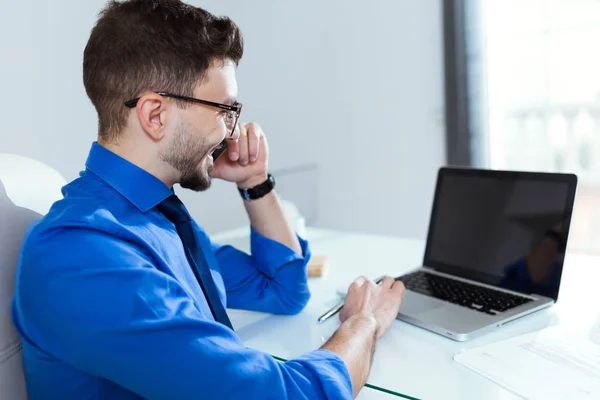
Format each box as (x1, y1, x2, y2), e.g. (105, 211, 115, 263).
(85, 142, 173, 213)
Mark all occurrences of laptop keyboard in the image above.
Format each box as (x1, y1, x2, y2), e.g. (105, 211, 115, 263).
(398, 271, 533, 315)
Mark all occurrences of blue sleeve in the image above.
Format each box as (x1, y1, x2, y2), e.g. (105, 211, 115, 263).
(212, 227, 311, 315)
(15, 229, 352, 400)
(500, 258, 534, 293)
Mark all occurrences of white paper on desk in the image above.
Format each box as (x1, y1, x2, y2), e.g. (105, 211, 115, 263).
(453, 324, 600, 400)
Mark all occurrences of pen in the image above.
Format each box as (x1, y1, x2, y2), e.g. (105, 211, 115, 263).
(317, 276, 385, 324)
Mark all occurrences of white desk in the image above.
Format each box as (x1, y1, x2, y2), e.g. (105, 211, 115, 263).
(213, 228, 600, 399)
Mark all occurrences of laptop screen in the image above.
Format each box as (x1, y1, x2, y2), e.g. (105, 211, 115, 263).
(423, 168, 577, 301)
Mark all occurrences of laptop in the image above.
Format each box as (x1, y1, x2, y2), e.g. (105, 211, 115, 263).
(392, 167, 577, 341)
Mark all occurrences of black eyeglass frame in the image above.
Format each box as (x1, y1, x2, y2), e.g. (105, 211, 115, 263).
(124, 91, 242, 139)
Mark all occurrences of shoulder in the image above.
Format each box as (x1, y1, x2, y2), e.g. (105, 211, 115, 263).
(20, 173, 155, 276)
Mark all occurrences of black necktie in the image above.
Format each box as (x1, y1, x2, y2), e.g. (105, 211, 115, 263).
(157, 195, 233, 330)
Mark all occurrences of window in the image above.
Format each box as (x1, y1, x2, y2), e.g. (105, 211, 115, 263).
(447, 0, 600, 253)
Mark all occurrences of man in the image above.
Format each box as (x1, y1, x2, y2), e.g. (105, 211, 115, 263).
(12, 1, 406, 399)
(501, 222, 566, 298)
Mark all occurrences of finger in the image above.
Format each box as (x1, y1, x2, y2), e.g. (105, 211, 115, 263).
(380, 276, 395, 290)
(348, 276, 366, 293)
(227, 123, 241, 161)
(245, 122, 261, 163)
(365, 279, 377, 291)
(354, 276, 367, 286)
(392, 280, 406, 299)
(238, 123, 249, 165)
(338, 307, 347, 322)
(257, 131, 268, 162)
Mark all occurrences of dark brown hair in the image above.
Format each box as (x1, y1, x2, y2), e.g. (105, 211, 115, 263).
(83, 0, 243, 142)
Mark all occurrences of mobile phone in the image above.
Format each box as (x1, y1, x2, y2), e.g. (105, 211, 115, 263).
(211, 139, 228, 161)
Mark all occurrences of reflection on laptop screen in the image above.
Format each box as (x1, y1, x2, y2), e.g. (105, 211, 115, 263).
(425, 170, 575, 300)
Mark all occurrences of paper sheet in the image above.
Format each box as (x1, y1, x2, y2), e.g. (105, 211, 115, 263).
(454, 324, 600, 399)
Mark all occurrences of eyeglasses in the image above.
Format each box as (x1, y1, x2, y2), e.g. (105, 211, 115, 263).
(124, 92, 242, 139)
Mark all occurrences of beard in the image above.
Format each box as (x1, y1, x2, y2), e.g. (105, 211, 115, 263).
(160, 121, 215, 192)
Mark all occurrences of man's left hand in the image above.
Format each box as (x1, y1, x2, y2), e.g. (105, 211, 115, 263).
(211, 122, 269, 189)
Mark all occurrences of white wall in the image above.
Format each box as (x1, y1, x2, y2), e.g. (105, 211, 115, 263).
(0, 0, 445, 239)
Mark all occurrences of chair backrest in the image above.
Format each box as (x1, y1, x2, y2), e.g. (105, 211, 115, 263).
(0, 154, 66, 400)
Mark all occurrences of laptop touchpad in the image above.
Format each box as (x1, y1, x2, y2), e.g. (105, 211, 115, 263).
(401, 291, 445, 316)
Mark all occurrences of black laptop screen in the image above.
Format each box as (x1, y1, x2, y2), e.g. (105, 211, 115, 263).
(423, 168, 577, 301)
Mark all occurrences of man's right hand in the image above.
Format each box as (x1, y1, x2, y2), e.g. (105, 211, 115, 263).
(339, 276, 406, 338)
(322, 275, 405, 396)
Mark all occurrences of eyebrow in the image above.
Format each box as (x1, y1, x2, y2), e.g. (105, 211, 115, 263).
(222, 96, 238, 106)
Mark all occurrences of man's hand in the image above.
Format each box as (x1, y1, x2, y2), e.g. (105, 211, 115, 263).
(339, 276, 406, 338)
(211, 121, 302, 254)
(211, 122, 269, 189)
(322, 276, 405, 396)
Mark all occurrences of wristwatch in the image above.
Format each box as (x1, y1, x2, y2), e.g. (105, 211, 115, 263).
(238, 174, 276, 201)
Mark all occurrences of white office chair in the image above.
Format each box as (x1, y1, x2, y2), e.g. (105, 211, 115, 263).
(0, 154, 66, 400)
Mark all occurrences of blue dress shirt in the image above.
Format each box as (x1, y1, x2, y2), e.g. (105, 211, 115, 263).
(12, 143, 352, 400)
(500, 258, 561, 299)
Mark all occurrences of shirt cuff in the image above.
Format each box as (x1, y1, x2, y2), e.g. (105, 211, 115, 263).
(286, 349, 353, 400)
(250, 227, 311, 278)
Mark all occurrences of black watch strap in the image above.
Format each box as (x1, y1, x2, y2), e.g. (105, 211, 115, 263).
(238, 174, 275, 201)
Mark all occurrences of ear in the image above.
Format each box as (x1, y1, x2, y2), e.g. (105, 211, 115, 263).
(135, 93, 168, 141)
